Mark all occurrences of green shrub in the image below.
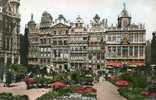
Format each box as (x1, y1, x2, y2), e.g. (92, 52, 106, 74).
(118, 87, 149, 100)
(14, 95, 29, 100)
(0, 93, 29, 100)
(37, 89, 69, 100)
(34, 76, 53, 87)
(53, 75, 64, 81)
(5, 71, 12, 87)
(119, 73, 147, 88)
(82, 93, 96, 98)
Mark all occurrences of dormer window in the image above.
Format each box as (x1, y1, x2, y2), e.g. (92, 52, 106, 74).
(66, 30, 68, 34)
(54, 31, 56, 34)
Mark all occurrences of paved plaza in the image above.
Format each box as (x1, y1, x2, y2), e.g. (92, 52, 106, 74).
(0, 82, 49, 100)
(0, 81, 126, 100)
(94, 81, 127, 100)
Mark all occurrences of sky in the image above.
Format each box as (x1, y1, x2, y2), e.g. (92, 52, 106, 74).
(20, 0, 156, 40)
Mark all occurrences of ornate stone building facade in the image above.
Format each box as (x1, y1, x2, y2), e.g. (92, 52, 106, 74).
(69, 16, 88, 70)
(27, 13, 71, 71)
(26, 4, 146, 70)
(105, 4, 146, 67)
(51, 15, 70, 71)
(88, 14, 107, 70)
(0, 0, 20, 81)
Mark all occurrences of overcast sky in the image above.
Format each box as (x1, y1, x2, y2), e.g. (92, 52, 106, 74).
(20, 0, 156, 40)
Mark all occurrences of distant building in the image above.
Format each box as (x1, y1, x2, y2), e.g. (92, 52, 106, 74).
(151, 32, 156, 65)
(51, 14, 70, 71)
(26, 3, 146, 71)
(69, 16, 88, 70)
(0, 0, 21, 81)
(145, 40, 151, 65)
(105, 4, 146, 68)
(88, 14, 106, 70)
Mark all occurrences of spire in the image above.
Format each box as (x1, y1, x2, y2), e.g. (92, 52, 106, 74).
(120, 2, 129, 17)
(31, 13, 34, 21)
(28, 13, 36, 25)
(123, 2, 126, 10)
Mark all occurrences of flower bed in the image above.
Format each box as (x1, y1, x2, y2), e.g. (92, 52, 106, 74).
(141, 91, 156, 97)
(37, 85, 97, 100)
(118, 87, 148, 100)
(74, 86, 96, 94)
(0, 93, 29, 100)
(113, 70, 153, 100)
(51, 81, 67, 90)
(115, 80, 129, 87)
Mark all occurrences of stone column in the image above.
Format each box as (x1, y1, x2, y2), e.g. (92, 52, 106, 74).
(11, 55, 14, 64)
(78, 63, 80, 69)
(3, 54, 8, 82)
(133, 46, 134, 57)
(5, 37, 7, 50)
(4, 54, 7, 64)
(116, 46, 118, 56)
(143, 46, 145, 58)
(18, 56, 20, 64)
(138, 46, 140, 59)
(128, 46, 130, 57)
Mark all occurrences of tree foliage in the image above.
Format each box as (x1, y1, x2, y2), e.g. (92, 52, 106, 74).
(9, 64, 27, 75)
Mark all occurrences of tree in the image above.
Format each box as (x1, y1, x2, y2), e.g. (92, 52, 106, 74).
(5, 70, 12, 87)
(9, 64, 26, 75)
(9, 64, 27, 82)
(151, 32, 156, 65)
(20, 27, 29, 65)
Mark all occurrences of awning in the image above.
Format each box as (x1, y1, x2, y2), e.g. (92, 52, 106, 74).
(128, 60, 144, 66)
(106, 60, 123, 68)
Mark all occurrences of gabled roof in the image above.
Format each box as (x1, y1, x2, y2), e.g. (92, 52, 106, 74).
(52, 23, 70, 28)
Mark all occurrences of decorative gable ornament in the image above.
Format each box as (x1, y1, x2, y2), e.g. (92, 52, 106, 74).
(121, 33, 130, 45)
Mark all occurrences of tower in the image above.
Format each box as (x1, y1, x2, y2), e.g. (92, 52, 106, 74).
(118, 3, 131, 29)
(75, 15, 84, 28)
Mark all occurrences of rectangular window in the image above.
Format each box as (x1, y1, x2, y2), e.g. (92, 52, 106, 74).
(58, 40, 62, 45)
(129, 46, 133, 56)
(129, 34, 133, 43)
(83, 37, 87, 40)
(53, 40, 57, 45)
(101, 53, 105, 59)
(89, 53, 92, 60)
(64, 40, 67, 45)
(140, 46, 144, 57)
(54, 50, 57, 57)
(112, 35, 116, 42)
(117, 46, 121, 56)
(134, 46, 138, 57)
(123, 46, 128, 57)
(112, 46, 116, 53)
(108, 46, 111, 52)
(108, 36, 111, 41)
(97, 53, 100, 60)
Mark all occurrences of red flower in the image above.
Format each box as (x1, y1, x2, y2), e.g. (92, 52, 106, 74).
(51, 81, 67, 89)
(141, 91, 156, 97)
(115, 80, 128, 87)
(141, 91, 150, 96)
(74, 86, 96, 94)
